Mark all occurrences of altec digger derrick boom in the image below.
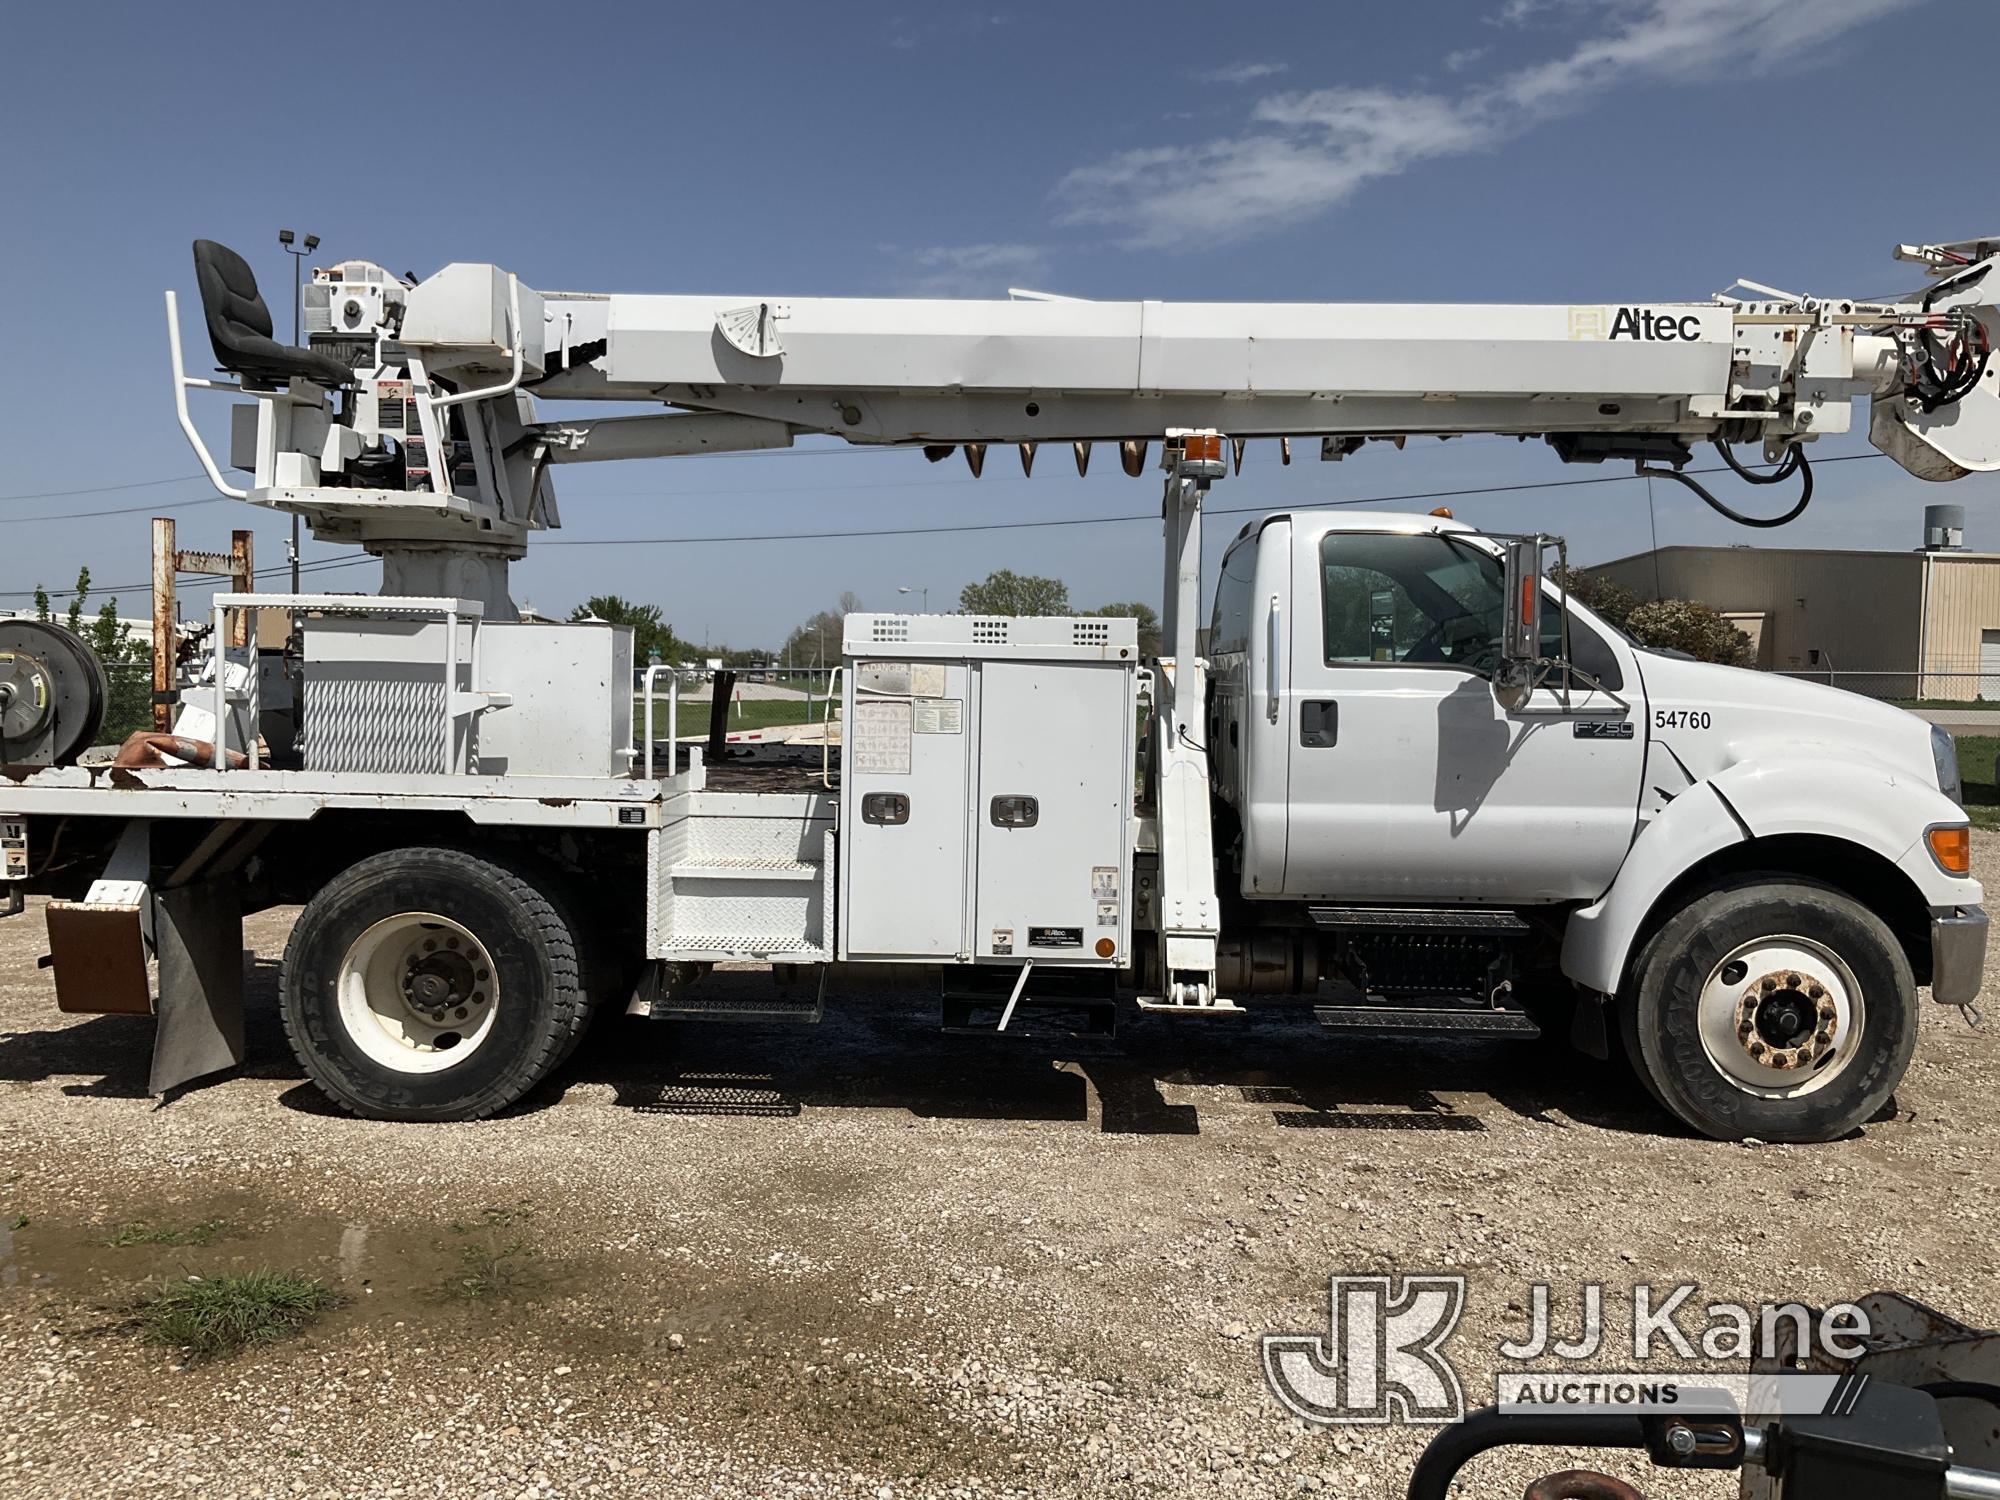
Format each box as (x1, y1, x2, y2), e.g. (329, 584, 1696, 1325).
(166, 234, 2000, 1007)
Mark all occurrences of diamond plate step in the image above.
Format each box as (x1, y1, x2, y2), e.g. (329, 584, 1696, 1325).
(673, 859, 821, 882)
(659, 938, 829, 960)
(1312, 1005, 1540, 1037)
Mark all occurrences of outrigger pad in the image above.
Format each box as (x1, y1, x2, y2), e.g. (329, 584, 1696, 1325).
(192, 240, 354, 390)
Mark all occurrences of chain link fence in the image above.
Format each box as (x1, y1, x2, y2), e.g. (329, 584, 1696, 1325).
(1766, 656, 2000, 708)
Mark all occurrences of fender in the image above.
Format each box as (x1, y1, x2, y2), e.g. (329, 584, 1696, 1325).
(1560, 754, 1967, 996)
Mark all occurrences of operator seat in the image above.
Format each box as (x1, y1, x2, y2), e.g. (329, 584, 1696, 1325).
(191, 240, 354, 389)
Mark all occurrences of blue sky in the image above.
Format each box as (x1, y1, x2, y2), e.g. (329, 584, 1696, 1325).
(3, 0, 1994, 647)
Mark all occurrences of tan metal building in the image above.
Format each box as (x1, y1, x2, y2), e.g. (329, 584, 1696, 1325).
(1589, 531, 2000, 701)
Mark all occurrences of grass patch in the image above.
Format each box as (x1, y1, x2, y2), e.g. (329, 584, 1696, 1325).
(634, 694, 838, 737)
(438, 1206, 541, 1302)
(135, 1271, 339, 1360)
(106, 1218, 228, 1248)
(1954, 734, 2000, 830)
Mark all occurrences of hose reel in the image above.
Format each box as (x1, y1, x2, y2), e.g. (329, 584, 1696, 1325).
(0, 620, 110, 767)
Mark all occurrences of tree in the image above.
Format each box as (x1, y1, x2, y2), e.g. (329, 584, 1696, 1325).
(1623, 598, 1752, 666)
(569, 594, 691, 665)
(782, 592, 864, 669)
(1550, 565, 1638, 630)
(1551, 566, 1750, 666)
(1088, 600, 1162, 656)
(959, 570, 1069, 616)
(33, 567, 152, 741)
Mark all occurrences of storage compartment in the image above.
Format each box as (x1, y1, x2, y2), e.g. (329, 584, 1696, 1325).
(301, 616, 630, 778)
(474, 622, 632, 778)
(837, 614, 1136, 966)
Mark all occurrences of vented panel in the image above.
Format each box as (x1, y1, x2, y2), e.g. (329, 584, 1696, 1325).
(972, 619, 1008, 643)
(304, 677, 448, 774)
(871, 619, 910, 641)
(1072, 620, 1111, 646)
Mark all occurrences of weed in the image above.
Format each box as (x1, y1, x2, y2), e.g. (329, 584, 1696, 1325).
(135, 1271, 339, 1360)
(107, 1218, 228, 1248)
(439, 1205, 541, 1301)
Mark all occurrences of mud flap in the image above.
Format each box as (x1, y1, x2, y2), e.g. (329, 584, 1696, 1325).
(149, 878, 245, 1095)
(1569, 989, 1611, 1060)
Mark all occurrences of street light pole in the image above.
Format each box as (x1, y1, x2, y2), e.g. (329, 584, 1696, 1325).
(278, 229, 320, 595)
(897, 585, 929, 612)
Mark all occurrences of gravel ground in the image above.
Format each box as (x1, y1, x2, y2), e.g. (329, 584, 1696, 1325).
(2, 840, 1997, 1500)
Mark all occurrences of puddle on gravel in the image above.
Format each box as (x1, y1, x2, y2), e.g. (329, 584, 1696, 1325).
(0, 1186, 1006, 1477)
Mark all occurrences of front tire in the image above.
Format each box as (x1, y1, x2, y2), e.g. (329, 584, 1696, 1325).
(1620, 878, 1916, 1143)
(280, 847, 590, 1121)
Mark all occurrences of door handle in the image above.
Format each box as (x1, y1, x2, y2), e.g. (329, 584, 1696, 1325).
(861, 792, 910, 825)
(990, 795, 1039, 828)
(1299, 700, 1338, 748)
(1265, 594, 1282, 723)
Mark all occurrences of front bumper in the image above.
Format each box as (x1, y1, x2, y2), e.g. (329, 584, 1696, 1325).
(1929, 904, 1989, 1006)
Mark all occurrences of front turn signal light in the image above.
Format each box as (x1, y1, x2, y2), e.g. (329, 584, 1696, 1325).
(1927, 824, 1972, 875)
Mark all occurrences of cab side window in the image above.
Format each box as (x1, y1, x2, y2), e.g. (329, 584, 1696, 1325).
(1210, 538, 1257, 655)
(1320, 533, 1504, 669)
(1318, 531, 1625, 690)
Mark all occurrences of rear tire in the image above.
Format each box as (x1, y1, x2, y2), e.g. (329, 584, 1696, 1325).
(280, 847, 590, 1121)
(1619, 878, 1915, 1143)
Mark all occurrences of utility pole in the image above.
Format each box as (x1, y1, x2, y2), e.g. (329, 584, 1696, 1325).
(897, 585, 929, 612)
(278, 229, 319, 595)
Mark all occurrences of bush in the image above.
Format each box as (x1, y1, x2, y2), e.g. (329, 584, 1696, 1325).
(1624, 597, 1752, 666)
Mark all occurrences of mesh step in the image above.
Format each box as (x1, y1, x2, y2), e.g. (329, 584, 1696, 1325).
(940, 966, 1118, 1037)
(940, 996, 1118, 1038)
(649, 967, 825, 1023)
(1313, 1005, 1540, 1038)
(1309, 906, 1531, 934)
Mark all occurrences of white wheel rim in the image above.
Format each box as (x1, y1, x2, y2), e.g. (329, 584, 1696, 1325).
(335, 912, 500, 1074)
(1695, 935, 1863, 1100)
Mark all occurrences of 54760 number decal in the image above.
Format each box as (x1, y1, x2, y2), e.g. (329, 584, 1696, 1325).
(1653, 708, 1712, 731)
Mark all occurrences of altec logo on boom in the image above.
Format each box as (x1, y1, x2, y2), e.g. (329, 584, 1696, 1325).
(1610, 307, 1704, 341)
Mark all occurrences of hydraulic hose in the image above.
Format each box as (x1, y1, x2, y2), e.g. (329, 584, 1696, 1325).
(1639, 441, 1814, 529)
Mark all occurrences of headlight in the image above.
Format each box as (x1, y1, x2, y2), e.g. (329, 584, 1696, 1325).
(1932, 724, 1963, 807)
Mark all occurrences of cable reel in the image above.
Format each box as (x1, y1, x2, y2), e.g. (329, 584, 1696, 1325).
(0, 620, 110, 767)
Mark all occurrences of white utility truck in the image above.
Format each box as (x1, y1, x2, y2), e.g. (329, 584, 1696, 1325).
(1, 236, 1995, 1141)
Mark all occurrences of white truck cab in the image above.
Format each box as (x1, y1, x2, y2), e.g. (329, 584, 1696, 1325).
(1207, 509, 1985, 1142)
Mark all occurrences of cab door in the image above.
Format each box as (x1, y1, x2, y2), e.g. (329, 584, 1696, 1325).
(1281, 526, 1643, 904)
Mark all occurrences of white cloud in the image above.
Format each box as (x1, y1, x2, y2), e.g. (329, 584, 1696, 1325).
(1054, 0, 1916, 250)
(1191, 60, 1291, 85)
(901, 243, 1050, 297)
(1443, 46, 1490, 71)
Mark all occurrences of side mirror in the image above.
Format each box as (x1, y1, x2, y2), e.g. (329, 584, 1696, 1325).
(1494, 535, 1555, 712)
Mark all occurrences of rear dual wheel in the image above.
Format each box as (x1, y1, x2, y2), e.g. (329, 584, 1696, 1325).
(279, 847, 595, 1121)
(1620, 879, 1916, 1144)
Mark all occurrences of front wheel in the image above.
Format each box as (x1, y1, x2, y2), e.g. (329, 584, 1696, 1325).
(279, 847, 590, 1121)
(1620, 879, 1916, 1143)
